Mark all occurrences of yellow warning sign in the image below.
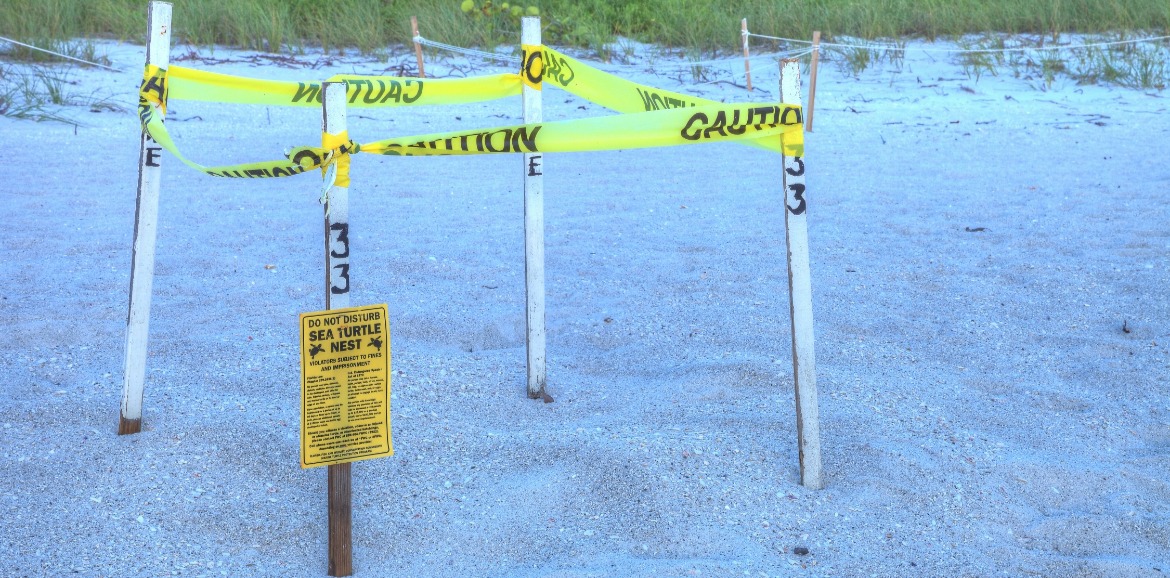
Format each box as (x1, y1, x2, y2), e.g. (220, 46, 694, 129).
(299, 304, 392, 468)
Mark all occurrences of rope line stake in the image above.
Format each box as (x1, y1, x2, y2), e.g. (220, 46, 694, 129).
(806, 31, 821, 133)
(742, 18, 754, 92)
(411, 16, 426, 78)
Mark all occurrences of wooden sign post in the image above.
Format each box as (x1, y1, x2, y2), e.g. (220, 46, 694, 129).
(321, 81, 353, 576)
(779, 59, 824, 490)
(520, 17, 548, 401)
(119, 0, 171, 435)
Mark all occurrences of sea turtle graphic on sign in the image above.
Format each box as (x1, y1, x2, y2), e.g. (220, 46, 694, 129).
(368, 336, 383, 352)
(309, 343, 325, 359)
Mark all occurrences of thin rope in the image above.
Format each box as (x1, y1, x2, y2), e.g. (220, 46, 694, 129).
(413, 33, 821, 95)
(414, 34, 808, 72)
(785, 47, 816, 60)
(584, 44, 812, 70)
(413, 36, 517, 64)
(684, 48, 813, 87)
(744, 30, 1170, 54)
(641, 47, 810, 69)
(0, 35, 122, 71)
(743, 32, 813, 45)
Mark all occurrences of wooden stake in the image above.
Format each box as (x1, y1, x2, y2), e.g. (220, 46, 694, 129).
(741, 18, 753, 92)
(779, 59, 823, 490)
(327, 462, 352, 576)
(118, 0, 171, 435)
(321, 81, 353, 576)
(411, 16, 425, 79)
(806, 31, 822, 133)
(521, 17, 548, 400)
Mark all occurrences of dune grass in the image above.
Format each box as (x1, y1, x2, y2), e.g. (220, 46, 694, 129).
(0, 61, 124, 125)
(1, 0, 1167, 55)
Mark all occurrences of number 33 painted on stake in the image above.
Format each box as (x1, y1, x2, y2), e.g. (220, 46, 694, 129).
(785, 157, 807, 215)
(330, 222, 350, 294)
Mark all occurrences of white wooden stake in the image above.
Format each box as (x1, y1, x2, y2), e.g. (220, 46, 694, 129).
(323, 83, 351, 313)
(119, 0, 171, 435)
(521, 17, 548, 400)
(321, 81, 353, 577)
(780, 59, 823, 490)
(741, 18, 753, 92)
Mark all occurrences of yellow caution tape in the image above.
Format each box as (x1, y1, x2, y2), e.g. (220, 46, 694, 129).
(167, 65, 522, 107)
(541, 47, 706, 113)
(540, 47, 793, 154)
(322, 131, 351, 188)
(139, 50, 804, 182)
(520, 44, 543, 90)
(140, 66, 355, 179)
(140, 64, 169, 115)
(361, 101, 802, 157)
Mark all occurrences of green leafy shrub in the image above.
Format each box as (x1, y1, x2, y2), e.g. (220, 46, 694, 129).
(456, 1, 540, 46)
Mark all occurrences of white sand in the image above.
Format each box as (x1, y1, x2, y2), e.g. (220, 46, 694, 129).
(1, 38, 1168, 577)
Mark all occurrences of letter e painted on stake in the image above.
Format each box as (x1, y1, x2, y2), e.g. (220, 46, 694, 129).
(145, 147, 162, 167)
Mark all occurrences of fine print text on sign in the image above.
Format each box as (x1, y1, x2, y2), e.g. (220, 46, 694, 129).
(299, 304, 393, 468)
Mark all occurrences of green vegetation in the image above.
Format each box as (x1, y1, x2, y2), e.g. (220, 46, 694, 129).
(960, 32, 1170, 89)
(0, 62, 124, 124)
(1, 0, 1167, 55)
